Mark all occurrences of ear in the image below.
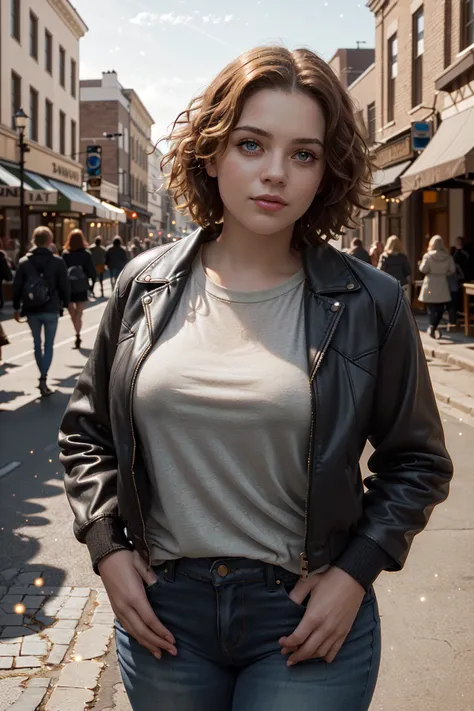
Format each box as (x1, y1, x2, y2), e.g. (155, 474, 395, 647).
(205, 162, 217, 178)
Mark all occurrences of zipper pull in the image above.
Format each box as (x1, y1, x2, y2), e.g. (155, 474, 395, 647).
(300, 552, 309, 579)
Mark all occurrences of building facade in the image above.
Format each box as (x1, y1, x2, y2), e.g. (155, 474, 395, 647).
(122, 89, 154, 241)
(79, 71, 131, 243)
(0, 0, 93, 256)
(365, 0, 474, 274)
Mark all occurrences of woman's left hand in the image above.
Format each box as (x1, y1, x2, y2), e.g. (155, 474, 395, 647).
(279, 566, 366, 666)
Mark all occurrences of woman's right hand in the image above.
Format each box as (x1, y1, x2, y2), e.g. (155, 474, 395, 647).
(98, 549, 177, 660)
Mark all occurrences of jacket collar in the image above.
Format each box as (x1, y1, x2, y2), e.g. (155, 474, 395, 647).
(135, 226, 360, 296)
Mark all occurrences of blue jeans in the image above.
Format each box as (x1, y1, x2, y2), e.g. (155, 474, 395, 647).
(27, 312, 59, 378)
(115, 558, 381, 711)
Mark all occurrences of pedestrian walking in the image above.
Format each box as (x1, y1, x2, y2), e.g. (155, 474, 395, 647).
(129, 236, 143, 260)
(347, 237, 371, 264)
(59, 45, 452, 711)
(419, 235, 456, 339)
(368, 240, 384, 267)
(89, 236, 108, 298)
(0, 248, 13, 309)
(0, 321, 9, 366)
(377, 235, 412, 298)
(62, 229, 96, 350)
(106, 236, 129, 289)
(12, 226, 69, 396)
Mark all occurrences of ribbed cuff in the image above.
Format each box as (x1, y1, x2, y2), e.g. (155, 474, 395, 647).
(333, 534, 392, 591)
(83, 516, 132, 575)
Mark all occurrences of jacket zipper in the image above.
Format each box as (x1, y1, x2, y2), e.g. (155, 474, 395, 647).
(128, 299, 154, 569)
(300, 303, 343, 578)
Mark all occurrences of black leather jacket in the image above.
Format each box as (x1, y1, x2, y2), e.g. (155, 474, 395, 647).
(59, 228, 453, 590)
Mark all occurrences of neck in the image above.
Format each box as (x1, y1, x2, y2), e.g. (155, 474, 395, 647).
(203, 211, 301, 290)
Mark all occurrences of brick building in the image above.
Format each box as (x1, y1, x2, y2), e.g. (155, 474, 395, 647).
(364, 0, 474, 275)
(80, 71, 154, 244)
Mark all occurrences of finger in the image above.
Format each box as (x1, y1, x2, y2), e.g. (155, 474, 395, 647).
(280, 646, 298, 655)
(279, 615, 321, 649)
(132, 552, 158, 587)
(134, 596, 176, 645)
(122, 608, 177, 656)
(324, 638, 343, 664)
(287, 628, 328, 665)
(287, 578, 315, 607)
(314, 634, 338, 660)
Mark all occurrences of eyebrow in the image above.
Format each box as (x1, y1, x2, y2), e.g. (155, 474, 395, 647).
(233, 125, 324, 149)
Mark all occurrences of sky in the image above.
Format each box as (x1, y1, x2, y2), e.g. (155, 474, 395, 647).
(72, 0, 375, 144)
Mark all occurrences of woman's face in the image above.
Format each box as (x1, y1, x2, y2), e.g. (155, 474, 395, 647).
(208, 89, 326, 237)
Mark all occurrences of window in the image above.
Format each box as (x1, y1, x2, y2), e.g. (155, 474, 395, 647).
(367, 102, 376, 146)
(59, 46, 66, 88)
(11, 0, 20, 42)
(45, 99, 53, 149)
(71, 59, 77, 97)
(387, 35, 398, 123)
(45, 30, 52, 74)
(123, 171, 129, 195)
(29, 87, 38, 141)
(59, 111, 66, 155)
(462, 0, 474, 50)
(11, 72, 22, 129)
(71, 119, 76, 159)
(412, 9, 424, 107)
(124, 127, 129, 153)
(30, 11, 38, 59)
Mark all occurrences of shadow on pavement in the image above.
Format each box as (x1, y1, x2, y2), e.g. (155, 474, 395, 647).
(0, 392, 72, 639)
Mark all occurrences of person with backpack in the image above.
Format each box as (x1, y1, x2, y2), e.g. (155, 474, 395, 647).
(106, 236, 129, 289)
(62, 229, 96, 350)
(12, 226, 70, 396)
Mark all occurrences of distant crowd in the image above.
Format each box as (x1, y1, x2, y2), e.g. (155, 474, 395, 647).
(0, 228, 159, 390)
(344, 234, 474, 339)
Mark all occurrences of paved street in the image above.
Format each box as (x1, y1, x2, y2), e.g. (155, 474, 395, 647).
(0, 286, 473, 710)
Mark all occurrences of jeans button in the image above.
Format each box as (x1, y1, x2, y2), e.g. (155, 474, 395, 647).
(217, 564, 229, 577)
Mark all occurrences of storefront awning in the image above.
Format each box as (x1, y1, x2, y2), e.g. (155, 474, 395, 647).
(372, 160, 412, 192)
(401, 107, 474, 192)
(101, 201, 127, 223)
(47, 178, 97, 214)
(0, 162, 58, 206)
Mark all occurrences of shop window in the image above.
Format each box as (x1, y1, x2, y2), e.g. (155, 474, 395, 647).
(45, 30, 53, 75)
(29, 86, 38, 142)
(59, 111, 66, 155)
(412, 8, 424, 107)
(462, 0, 474, 50)
(71, 59, 77, 97)
(30, 11, 38, 60)
(59, 46, 66, 88)
(387, 34, 398, 122)
(11, 71, 22, 130)
(367, 102, 376, 146)
(11, 0, 20, 42)
(45, 99, 53, 149)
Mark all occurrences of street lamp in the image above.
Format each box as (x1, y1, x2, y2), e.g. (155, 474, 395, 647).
(15, 108, 30, 257)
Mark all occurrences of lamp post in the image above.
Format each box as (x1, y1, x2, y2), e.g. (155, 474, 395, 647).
(15, 108, 30, 258)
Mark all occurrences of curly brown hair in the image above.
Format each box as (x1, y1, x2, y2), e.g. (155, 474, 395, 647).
(63, 229, 88, 252)
(161, 45, 373, 246)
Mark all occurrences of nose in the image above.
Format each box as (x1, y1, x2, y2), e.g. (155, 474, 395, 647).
(260, 150, 287, 186)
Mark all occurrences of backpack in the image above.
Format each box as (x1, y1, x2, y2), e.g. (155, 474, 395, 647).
(22, 260, 51, 309)
(67, 264, 88, 294)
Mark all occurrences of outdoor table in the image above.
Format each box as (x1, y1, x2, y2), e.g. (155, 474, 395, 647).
(463, 283, 474, 337)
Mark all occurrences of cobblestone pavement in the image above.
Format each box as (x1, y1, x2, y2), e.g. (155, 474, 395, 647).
(0, 567, 131, 711)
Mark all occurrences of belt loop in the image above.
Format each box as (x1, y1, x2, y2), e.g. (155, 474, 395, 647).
(265, 563, 277, 592)
(164, 559, 176, 582)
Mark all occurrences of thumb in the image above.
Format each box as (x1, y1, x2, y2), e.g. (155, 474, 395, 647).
(287, 576, 318, 606)
(132, 550, 158, 586)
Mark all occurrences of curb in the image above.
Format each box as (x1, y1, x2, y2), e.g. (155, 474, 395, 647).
(428, 379, 474, 418)
(422, 343, 474, 374)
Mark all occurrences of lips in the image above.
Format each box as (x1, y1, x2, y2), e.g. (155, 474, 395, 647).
(252, 194, 287, 205)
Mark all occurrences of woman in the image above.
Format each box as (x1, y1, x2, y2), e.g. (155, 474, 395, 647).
(377, 235, 411, 298)
(62, 229, 95, 349)
(419, 235, 455, 339)
(369, 240, 383, 268)
(59, 46, 452, 711)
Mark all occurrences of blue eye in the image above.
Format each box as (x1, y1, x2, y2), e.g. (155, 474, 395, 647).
(239, 140, 260, 153)
(295, 151, 315, 163)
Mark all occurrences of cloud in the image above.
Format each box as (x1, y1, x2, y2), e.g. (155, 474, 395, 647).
(130, 11, 234, 27)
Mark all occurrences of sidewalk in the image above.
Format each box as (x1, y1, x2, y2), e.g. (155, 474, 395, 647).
(416, 314, 474, 418)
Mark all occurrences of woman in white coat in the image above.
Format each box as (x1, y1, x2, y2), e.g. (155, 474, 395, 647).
(419, 235, 455, 339)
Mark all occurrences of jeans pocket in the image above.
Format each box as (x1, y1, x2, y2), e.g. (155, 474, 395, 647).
(278, 576, 308, 612)
(145, 571, 162, 594)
